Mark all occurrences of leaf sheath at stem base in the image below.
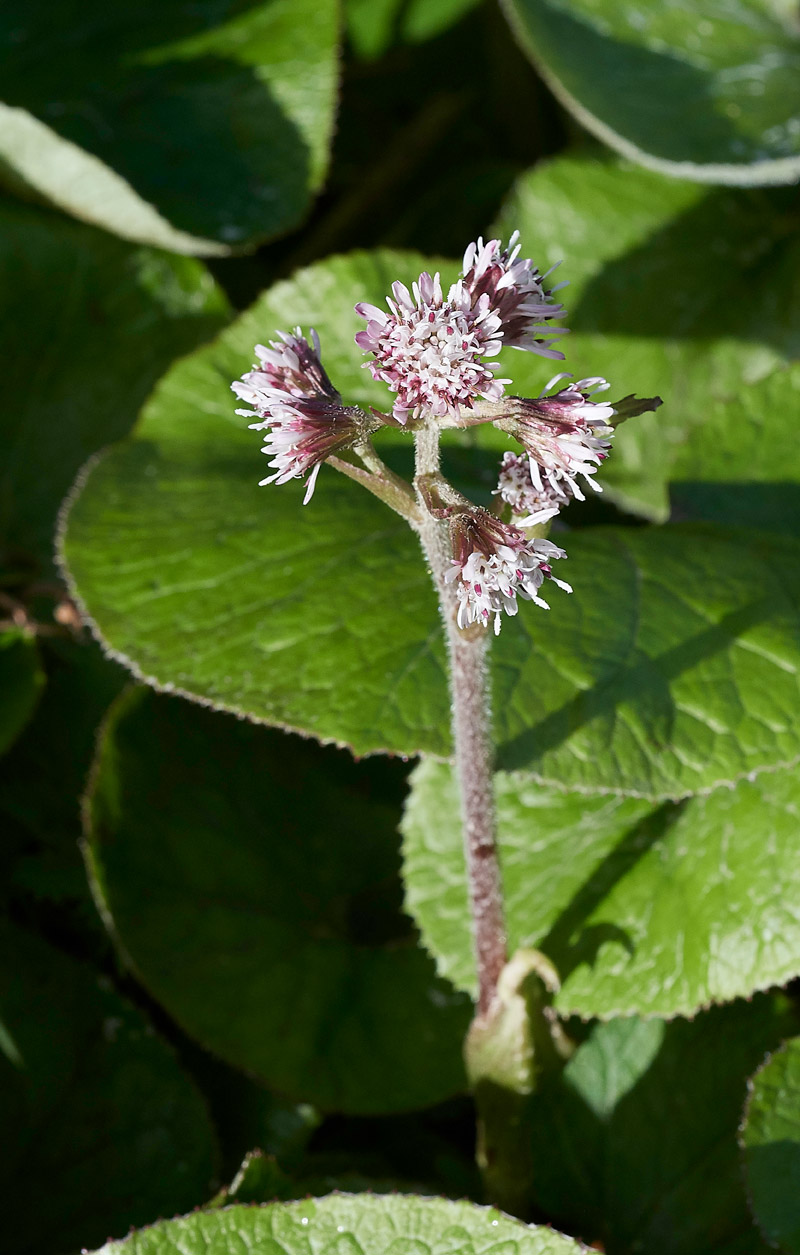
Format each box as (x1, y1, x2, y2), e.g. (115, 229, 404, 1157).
(465, 949, 574, 1218)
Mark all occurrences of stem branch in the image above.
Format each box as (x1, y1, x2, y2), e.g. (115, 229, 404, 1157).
(327, 452, 420, 525)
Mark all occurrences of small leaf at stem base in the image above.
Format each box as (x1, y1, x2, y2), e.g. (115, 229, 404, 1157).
(464, 948, 573, 1218)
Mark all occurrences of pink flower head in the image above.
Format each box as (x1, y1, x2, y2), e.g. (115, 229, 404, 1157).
(355, 270, 509, 424)
(445, 510, 571, 635)
(498, 374, 615, 508)
(494, 451, 564, 523)
(232, 328, 360, 503)
(460, 231, 568, 357)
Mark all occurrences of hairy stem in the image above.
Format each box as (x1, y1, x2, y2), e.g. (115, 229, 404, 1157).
(448, 624, 508, 1013)
(414, 420, 507, 1015)
(327, 453, 421, 525)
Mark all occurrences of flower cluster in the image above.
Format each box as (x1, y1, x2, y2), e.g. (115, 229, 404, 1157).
(494, 452, 562, 523)
(459, 231, 567, 355)
(355, 271, 508, 425)
(232, 329, 364, 503)
(232, 231, 659, 636)
(495, 374, 615, 515)
(446, 510, 571, 636)
(355, 234, 566, 424)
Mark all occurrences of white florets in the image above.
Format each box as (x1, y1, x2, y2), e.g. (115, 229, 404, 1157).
(355, 272, 508, 424)
(447, 513, 571, 635)
(503, 374, 615, 509)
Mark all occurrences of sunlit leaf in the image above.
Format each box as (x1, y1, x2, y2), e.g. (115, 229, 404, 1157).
(0, 0, 338, 254)
(402, 760, 800, 1017)
(59, 250, 800, 796)
(90, 1192, 585, 1255)
(502, 0, 800, 185)
(494, 154, 800, 521)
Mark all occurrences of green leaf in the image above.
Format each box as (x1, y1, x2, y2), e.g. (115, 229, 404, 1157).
(741, 1038, 800, 1254)
(0, 0, 338, 254)
(0, 629, 43, 757)
(85, 687, 471, 1114)
(59, 250, 457, 760)
(90, 1193, 586, 1255)
(493, 154, 800, 521)
(0, 921, 217, 1255)
(501, 0, 800, 185)
(0, 198, 230, 575)
(524, 997, 794, 1254)
(490, 524, 800, 796)
(402, 759, 800, 1017)
(58, 245, 800, 793)
(670, 364, 800, 538)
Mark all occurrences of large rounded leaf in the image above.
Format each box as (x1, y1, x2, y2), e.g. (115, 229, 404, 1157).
(0, 922, 217, 1255)
(0, 0, 338, 254)
(0, 197, 229, 574)
(90, 1193, 586, 1255)
(741, 1038, 800, 1254)
(59, 250, 800, 795)
(59, 250, 458, 762)
(522, 997, 796, 1254)
(502, 0, 800, 185)
(85, 687, 471, 1114)
(0, 630, 43, 758)
(493, 155, 800, 521)
(402, 759, 800, 1018)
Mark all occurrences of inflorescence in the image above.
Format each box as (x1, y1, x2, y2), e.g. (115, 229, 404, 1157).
(232, 233, 660, 633)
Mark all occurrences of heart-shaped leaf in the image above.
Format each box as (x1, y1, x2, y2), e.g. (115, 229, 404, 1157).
(0, 921, 217, 1255)
(402, 759, 800, 1017)
(0, 0, 338, 254)
(59, 249, 800, 796)
(0, 197, 230, 575)
(89, 1192, 585, 1255)
(85, 687, 471, 1113)
(741, 1038, 800, 1254)
(501, 0, 800, 185)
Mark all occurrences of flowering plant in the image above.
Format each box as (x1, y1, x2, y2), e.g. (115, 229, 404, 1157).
(9, 2, 800, 1252)
(231, 234, 660, 1198)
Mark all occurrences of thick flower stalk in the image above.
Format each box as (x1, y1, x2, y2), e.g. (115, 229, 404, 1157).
(446, 509, 571, 635)
(232, 328, 370, 503)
